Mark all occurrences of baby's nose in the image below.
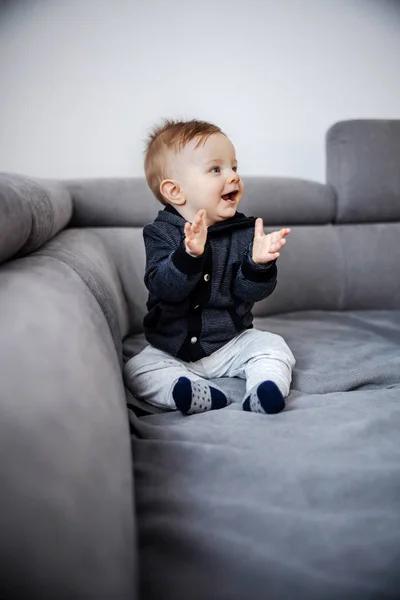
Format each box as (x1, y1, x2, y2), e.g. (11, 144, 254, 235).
(229, 169, 240, 183)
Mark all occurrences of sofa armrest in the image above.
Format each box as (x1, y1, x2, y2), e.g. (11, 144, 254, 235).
(0, 255, 137, 599)
(0, 172, 72, 266)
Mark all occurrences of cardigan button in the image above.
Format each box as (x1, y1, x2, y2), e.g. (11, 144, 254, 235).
(190, 336, 198, 344)
(204, 274, 210, 282)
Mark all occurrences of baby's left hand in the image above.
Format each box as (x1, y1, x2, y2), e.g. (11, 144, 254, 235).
(252, 218, 291, 264)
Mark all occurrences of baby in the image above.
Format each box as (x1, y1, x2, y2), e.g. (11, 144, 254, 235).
(126, 119, 295, 415)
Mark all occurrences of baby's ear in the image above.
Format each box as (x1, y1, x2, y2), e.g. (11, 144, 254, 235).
(160, 179, 186, 206)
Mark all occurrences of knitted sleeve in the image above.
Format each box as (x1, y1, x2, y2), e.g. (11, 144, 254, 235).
(232, 241, 277, 302)
(143, 223, 206, 303)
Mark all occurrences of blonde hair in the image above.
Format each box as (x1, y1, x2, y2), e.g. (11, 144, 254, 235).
(144, 118, 224, 205)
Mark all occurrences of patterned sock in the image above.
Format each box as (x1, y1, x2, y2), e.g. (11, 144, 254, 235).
(242, 381, 285, 414)
(172, 377, 228, 415)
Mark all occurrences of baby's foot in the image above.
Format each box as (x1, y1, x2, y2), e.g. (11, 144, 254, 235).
(172, 377, 227, 415)
(242, 381, 285, 414)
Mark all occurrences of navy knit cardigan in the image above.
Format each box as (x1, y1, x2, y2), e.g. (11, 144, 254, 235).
(142, 205, 277, 362)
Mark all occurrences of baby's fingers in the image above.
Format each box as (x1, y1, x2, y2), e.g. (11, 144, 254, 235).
(270, 252, 280, 260)
(271, 228, 290, 242)
(198, 209, 208, 231)
(272, 231, 289, 246)
(192, 211, 204, 233)
(196, 209, 206, 224)
(269, 237, 286, 254)
(254, 218, 264, 237)
(184, 221, 193, 239)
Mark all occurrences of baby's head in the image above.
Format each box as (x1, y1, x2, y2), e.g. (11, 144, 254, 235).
(144, 119, 243, 226)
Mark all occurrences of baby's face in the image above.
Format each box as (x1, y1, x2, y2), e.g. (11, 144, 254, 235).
(173, 133, 244, 226)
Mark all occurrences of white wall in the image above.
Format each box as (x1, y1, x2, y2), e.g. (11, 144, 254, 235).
(0, 0, 399, 182)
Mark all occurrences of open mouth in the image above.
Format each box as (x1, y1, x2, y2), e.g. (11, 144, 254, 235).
(221, 191, 238, 203)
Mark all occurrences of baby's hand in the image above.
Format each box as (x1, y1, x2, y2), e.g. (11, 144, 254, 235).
(184, 209, 208, 257)
(252, 218, 291, 264)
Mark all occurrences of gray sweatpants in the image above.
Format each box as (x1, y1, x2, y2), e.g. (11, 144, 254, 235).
(125, 329, 296, 410)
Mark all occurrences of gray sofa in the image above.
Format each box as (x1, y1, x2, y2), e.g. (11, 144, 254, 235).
(1, 119, 399, 600)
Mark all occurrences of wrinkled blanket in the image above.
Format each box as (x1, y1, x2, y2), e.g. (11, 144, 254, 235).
(127, 311, 400, 600)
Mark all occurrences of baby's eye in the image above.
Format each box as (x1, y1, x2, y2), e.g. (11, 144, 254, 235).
(210, 166, 221, 173)
(232, 166, 238, 172)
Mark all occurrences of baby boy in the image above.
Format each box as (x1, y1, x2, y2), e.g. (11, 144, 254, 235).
(126, 119, 295, 415)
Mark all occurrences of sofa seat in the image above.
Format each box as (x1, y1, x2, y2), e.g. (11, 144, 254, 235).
(126, 310, 400, 600)
(124, 309, 400, 406)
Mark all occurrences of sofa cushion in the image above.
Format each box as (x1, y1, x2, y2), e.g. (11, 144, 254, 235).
(91, 228, 147, 335)
(0, 173, 73, 265)
(130, 310, 400, 599)
(254, 222, 400, 316)
(35, 229, 130, 359)
(66, 177, 158, 228)
(240, 177, 336, 225)
(0, 175, 31, 265)
(261, 310, 400, 394)
(327, 119, 400, 223)
(124, 309, 400, 409)
(0, 255, 136, 599)
(132, 386, 400, 600)
(254, 224, 344, 316)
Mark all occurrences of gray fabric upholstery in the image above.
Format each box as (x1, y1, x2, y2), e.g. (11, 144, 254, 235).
(257, 311, 400, 395)
(66, 178, 158, 227)
(92, 228, 147, 334)
(131, 310, 400, 600)
(240, 176, 336, 224)
(0, 173, 73, 264)
(66, 176, 335, 227)
(327, 119, 400, 223)
(255, 225, 344, 315)
(256, 222, 400, 315)
(0, 255, 137, 599)
(35, 229, 130, 358)
(335, 223, 400, 309)
(0, 175, 31, 264)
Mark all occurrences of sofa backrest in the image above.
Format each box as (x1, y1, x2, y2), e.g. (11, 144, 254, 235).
(60, 175, 337, 332)
(1, 119, 400, 338)
(64, 119, 400, 328)
(327, 119, 400, 223)
(0, 173, 72, 264)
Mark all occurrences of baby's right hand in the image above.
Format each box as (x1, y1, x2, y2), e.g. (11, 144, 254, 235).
(184, 209, 208, 257)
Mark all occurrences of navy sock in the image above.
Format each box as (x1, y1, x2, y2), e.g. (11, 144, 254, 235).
(172, 377, 228, 415)
(242, 381, 285, 414)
